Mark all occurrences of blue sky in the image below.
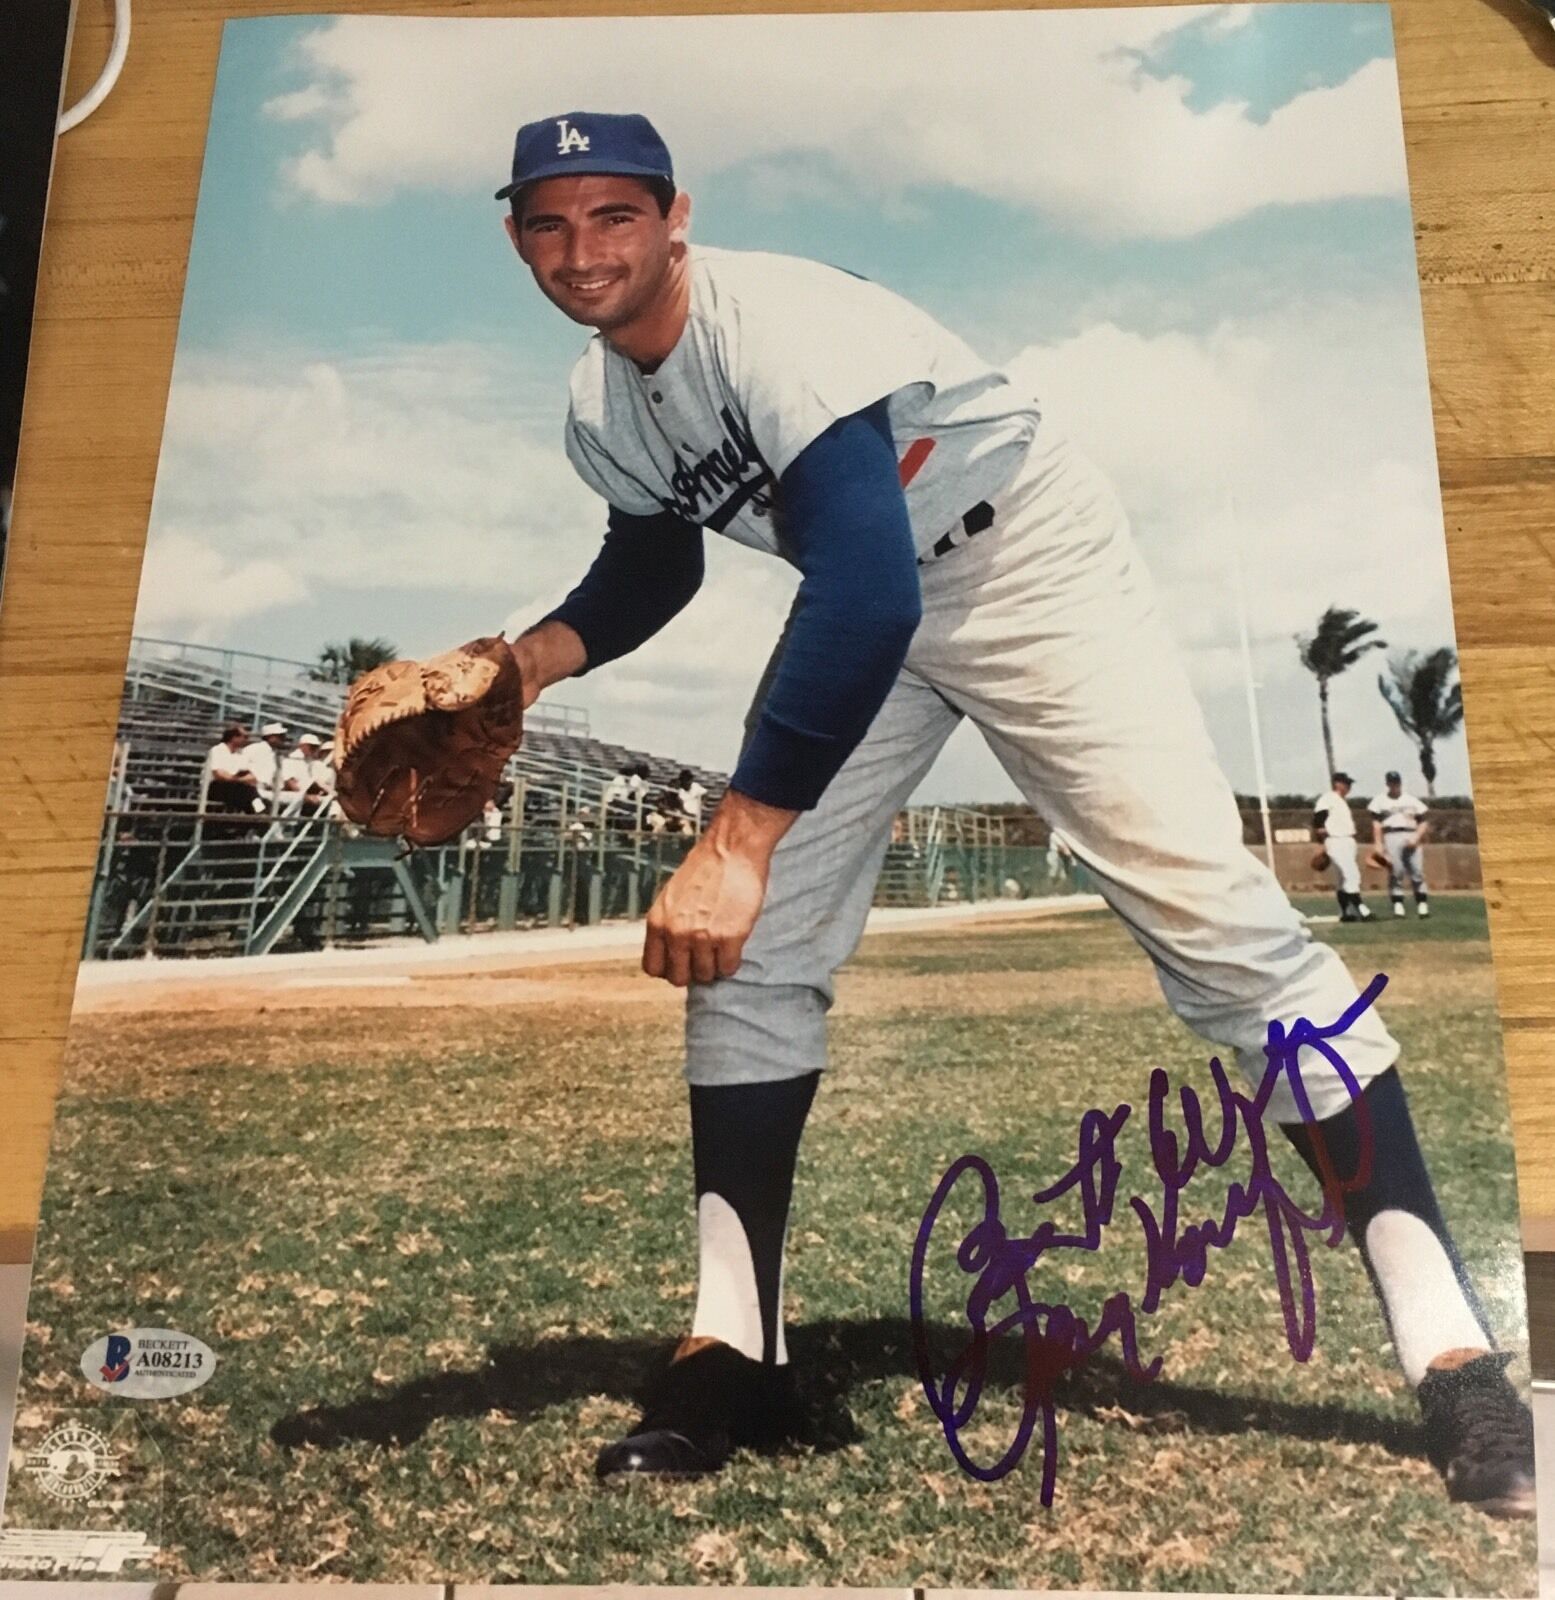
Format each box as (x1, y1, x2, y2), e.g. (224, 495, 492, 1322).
(182, 6, 1408, 356)
(141, 5, 1471, 802)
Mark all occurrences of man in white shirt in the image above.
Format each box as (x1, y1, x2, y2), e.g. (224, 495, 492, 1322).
(675, 768, 707, 830)
(199, 724, 254, 810)
(279, 733, 334, 816)
(1369, 769, 1431, 918)
(482, 797, 504, 846)
(1313, 771, 1372, 923)
(241, 721, 290, 813)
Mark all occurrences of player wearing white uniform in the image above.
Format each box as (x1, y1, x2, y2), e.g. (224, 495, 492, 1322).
(493, 113, 1532, 1512)
(1313, 772, 1372, 923)
(1370, 770, 1430, 917)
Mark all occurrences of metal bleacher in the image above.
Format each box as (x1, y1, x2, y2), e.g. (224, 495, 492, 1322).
(119, 635, 727, 819)
(83, 637, 1060, 962)
(79, 637, 736, 961)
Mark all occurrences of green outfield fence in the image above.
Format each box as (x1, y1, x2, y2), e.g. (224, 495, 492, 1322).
(81, 800, 1086, 962)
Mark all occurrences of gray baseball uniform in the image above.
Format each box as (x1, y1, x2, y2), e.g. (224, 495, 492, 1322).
(1369, 789, 1429, 903)
(566, 245, 1399, 1123)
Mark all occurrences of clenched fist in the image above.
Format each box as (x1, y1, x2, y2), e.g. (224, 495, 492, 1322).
(643, 790, 798, 987)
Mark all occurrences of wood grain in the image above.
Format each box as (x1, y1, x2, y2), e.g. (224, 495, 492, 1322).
(2, 0, 1553, 1262)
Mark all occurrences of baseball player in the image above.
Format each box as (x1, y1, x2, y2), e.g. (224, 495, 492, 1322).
(1313, 772, 1373, 924)
(493, 111, 1532, 1512)
(1369, 770, 1431, 918)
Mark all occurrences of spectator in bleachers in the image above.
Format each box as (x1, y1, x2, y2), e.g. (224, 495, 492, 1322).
(603, 763, 639, 833)
(241, 721, 290, 812)
(279, 733, 334, 817)
(200, 724, 261, 816)
(482, 796, 504, 846)
(305, 735, 338, 817)
(675, 768, 707, 830)
(648, 788, 688, 835)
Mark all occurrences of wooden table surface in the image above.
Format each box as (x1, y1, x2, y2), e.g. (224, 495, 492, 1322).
(1, 0, 1553, 1265)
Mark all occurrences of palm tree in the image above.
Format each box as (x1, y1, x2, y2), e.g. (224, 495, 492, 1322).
(310, 636, 399, 686)
(1378, 647, 1463, 797)
(1295, 606, 1386, 779)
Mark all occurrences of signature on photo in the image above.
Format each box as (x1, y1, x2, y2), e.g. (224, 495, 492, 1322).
(909, 973, 1388, 1506)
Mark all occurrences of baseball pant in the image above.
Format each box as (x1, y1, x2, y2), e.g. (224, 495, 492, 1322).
(1383, 833, 1426, 897)
(685, 423, 1399, 1123)
(1326, 836, 1362, 894)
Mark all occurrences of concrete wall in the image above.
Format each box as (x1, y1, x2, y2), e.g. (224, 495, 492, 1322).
(1263, 841, 1482, 894)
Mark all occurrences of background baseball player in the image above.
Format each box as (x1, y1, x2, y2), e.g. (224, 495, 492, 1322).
(1313, 772, 1373, 924)
(491, 111, 1531, 1513)
(1370, 769, 1431, 918)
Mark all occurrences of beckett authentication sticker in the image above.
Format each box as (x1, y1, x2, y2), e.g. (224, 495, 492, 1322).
(80, 1329, 217, 1399)
(7, 5, 1539, 1592)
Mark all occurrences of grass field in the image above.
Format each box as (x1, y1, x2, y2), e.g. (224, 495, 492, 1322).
(8, 895, 1538, 1592)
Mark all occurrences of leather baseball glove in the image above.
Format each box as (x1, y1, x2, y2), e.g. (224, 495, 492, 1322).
(1367, 847, 1390, 871)
(1309, 848, 1332, 872)
(334, 636, 524, 847)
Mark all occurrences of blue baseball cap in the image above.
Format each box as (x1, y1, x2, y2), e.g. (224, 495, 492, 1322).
(496, 111, 674, 202)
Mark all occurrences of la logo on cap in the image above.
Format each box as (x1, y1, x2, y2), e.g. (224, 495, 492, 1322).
(556, 117, 591, 155)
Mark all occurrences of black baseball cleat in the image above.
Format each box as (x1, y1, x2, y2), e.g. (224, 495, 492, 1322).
(1416, 1349, 1536, 1518)
(596, 1337, 799, 1481)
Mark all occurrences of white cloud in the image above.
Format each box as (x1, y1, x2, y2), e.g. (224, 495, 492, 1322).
(144, 342, 600, 638)
(1207, 5, 1256, 33)
(136, 531, 307, 641)
(1003, 302, 1449, 638)
(1001, 303, 1462, 792)
(261, 10, 1405, 239)
(262, 83, 337, 123)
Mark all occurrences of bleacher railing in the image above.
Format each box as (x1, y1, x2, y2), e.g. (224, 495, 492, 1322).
(82, 801, 1075, 963)
(82, 806, 704, 961)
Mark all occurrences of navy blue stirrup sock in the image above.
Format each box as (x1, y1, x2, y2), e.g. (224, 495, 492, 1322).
(688, 1073, 821, 1365)
(1281, 1066, 1491, 1381)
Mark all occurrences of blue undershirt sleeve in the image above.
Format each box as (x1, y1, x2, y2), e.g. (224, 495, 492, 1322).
(543, 506, 704, 673)
(731, 400, 922, 812)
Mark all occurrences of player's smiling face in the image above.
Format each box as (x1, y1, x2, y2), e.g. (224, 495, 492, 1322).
(507, 175, 690, 353)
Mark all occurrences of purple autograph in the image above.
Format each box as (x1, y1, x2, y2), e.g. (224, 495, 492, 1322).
(909, 973, 1386, 1506)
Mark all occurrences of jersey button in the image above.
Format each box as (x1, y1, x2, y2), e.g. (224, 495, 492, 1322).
(651, 390, 663, 403)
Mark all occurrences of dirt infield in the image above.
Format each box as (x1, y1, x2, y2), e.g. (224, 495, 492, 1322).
(68, 903, 1111, 1018)
(70, 894, 1496, 1023)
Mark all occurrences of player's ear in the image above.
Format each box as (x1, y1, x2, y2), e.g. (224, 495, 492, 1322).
(503, 211, 529, 262)
(668, 189, 691, 246)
